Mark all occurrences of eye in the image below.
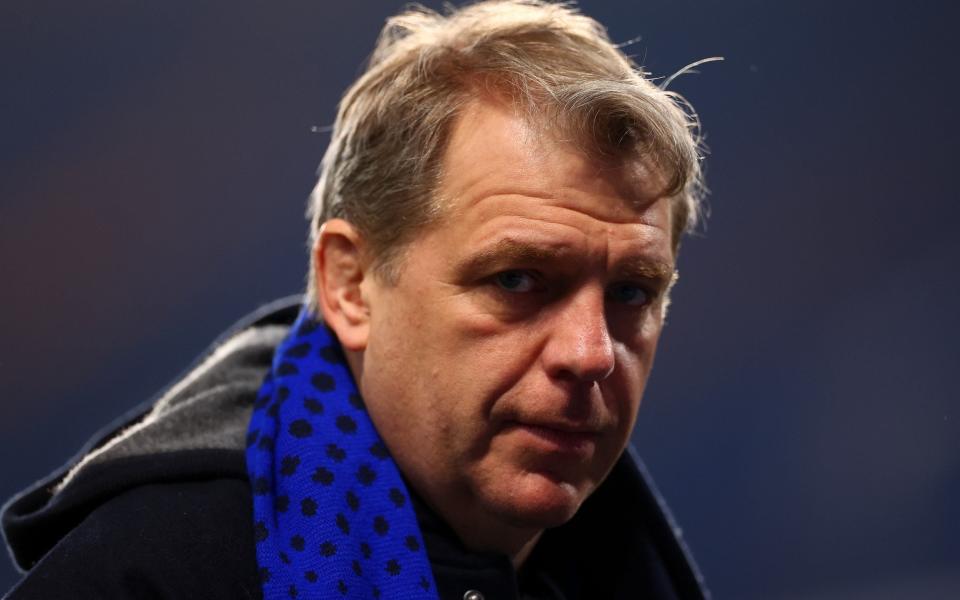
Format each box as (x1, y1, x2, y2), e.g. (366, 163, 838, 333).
(494, 270, 538, 293)
(607, 282, 650, 306)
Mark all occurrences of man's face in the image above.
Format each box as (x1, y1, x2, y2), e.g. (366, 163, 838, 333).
(357, 99, 675, 534)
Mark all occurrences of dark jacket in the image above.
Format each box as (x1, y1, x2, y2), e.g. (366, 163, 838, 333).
(2, 298, 708, 599)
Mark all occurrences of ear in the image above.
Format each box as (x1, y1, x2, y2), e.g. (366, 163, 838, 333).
(312, 219, 370, 351)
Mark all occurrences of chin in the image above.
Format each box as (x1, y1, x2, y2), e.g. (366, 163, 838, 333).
(488, 471, 589, 529)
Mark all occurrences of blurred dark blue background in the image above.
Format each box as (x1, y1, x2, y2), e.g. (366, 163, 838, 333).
(2, 1, 958, 597)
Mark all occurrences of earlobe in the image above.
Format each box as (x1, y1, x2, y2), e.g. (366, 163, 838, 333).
(313, 219, 370, 351)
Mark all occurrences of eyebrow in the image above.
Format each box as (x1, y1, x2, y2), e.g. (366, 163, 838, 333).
(612, 256, 676, 287)
(462, 238, 569, 273)
(459, 237, 675, 286)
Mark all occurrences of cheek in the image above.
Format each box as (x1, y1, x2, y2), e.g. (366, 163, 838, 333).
(641, 304, 667, 342)
(361, 301, 437, 425)
(368, 309, 496, 432)
(607, 340, 656, 423)
(618, 309, 664, 379)
(437, 305, 545, 389)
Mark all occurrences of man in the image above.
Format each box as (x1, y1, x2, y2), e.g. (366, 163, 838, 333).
(2, 1, 709, 598)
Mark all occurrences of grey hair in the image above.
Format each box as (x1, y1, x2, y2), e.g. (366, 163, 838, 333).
(306, 0, 706, 304)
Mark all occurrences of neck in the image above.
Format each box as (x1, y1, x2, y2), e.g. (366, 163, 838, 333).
(511, 533, 542, 569)
(422, 484, 545, 570)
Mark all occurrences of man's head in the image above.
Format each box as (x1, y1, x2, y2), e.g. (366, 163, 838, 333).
(310, 0, 704, 560)
(307, 0, 703, 296)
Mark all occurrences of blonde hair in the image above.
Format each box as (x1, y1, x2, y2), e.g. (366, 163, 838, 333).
(306, 0, 705, 301)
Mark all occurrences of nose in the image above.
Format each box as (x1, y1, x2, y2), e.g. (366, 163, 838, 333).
(541, 286, 616, 384)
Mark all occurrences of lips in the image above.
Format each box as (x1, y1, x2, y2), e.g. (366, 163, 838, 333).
(507, 421, 600, 454)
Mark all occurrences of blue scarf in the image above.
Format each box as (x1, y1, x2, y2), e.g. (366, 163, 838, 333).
(246, 309, 440, 599)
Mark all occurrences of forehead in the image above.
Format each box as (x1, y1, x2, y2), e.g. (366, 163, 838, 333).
(438, 99, 669, 215)
(428, 98, 673, 257)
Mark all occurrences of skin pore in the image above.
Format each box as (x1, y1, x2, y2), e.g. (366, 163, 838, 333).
(315, 97, 675, 569)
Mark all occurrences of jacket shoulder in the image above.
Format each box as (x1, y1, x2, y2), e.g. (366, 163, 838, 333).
(5, 478, 260, 600)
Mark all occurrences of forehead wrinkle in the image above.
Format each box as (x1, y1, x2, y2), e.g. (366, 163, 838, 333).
(462, 195, 661, 232)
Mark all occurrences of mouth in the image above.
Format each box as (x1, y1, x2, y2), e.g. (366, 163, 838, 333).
(506, 421, 600, 455)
